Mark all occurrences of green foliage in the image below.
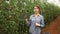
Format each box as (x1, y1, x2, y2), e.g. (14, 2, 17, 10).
(40, 3, 60, 25)
(0, 0, 60, 34)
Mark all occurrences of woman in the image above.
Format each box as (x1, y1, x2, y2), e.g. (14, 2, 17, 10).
(25, 5, 45, 34)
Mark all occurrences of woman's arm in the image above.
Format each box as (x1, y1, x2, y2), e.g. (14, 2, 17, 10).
(40, 16, 45, 27)
(25, 18, 31, 26)
(25, 16, 32, 26)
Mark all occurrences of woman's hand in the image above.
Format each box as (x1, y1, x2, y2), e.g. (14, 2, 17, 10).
(25, 18, 28, 21)
(36, 23, 40, 26)
(24, 15, 28, 21)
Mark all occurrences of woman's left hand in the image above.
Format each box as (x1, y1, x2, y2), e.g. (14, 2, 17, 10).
(36, 23, 40, 26)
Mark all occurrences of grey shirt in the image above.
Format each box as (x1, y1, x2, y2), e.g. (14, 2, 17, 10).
(26, 14, 45, 34)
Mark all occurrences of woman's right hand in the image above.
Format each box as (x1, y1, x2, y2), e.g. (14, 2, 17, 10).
(24, 15, 29, 21)
(25, 18, 28, 21)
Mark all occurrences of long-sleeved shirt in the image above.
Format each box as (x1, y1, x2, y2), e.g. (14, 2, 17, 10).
(26, 14, 45, 34)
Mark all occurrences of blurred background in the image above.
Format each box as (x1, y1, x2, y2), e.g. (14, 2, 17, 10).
(0, 0, 60, 34)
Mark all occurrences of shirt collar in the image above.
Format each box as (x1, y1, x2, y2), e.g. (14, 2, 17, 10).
(33, 13, 40, 17)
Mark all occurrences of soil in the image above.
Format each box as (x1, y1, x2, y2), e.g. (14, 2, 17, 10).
(42, 15, 60, 34)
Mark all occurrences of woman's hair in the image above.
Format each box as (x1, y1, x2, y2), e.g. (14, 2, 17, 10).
(33, 5, 40, 9)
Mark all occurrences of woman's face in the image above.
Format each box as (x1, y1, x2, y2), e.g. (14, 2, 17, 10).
(33, 6, 39, 14)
